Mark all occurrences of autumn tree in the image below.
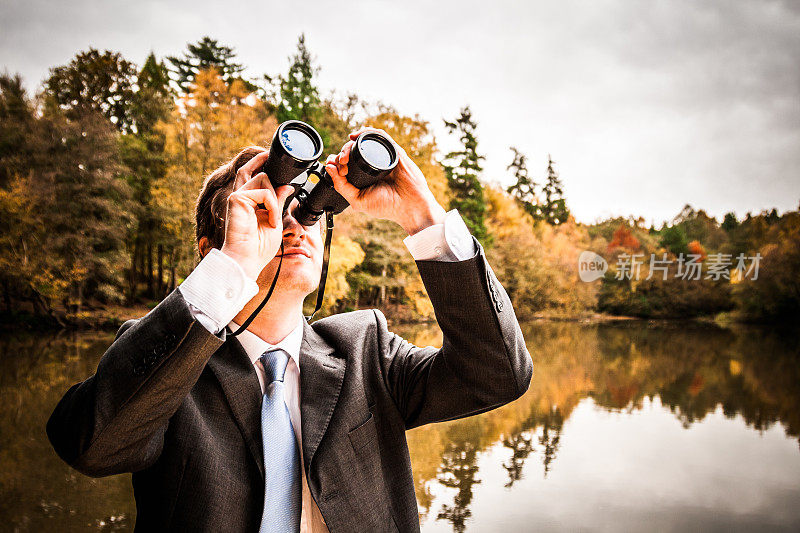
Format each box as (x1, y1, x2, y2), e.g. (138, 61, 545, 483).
(0, 74, 132, 318)
(607, 225, 641, 252)
(443, 106, 488, 243)
(326, 110, 453, 319)
(540, 155, 569, 225)
(167, 36, 246, 94)
(158, 67, 277, 277)
(45, 48, 138, 133)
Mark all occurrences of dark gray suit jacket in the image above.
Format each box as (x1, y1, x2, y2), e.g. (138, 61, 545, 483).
(47, 242, 532, 532)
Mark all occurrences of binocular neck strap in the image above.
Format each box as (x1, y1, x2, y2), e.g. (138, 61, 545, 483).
(306, 210, 334, 322)
(229, 241, 284, 337)
(229, 210, 334, 337)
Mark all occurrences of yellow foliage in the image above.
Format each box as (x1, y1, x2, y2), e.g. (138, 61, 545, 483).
(361, 111, 450, 207)
(156, 68, 278, 272)
(484, 186, 597, 317)
(325, 234, 366, 305)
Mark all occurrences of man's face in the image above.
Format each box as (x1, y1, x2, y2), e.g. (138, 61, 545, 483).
(255, 197, 323, 296)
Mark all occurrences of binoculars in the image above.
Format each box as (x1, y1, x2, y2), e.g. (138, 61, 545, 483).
(261, 120, 399, 225)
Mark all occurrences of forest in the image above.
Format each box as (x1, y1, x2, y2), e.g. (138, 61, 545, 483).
(1, 35, 798, 327)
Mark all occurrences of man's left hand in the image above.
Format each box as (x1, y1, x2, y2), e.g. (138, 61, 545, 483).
(325, 127, 447, 235)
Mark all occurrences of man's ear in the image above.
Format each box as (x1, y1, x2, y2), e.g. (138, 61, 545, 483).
(198, 237, 212, 258)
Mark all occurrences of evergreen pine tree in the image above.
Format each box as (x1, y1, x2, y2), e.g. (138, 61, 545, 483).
(275, 35, 328, 144)
(506, 146, 541, 220)
(721, 212, 738, 233)
(443, 106, 488, 243)
(167, 37, 246, 94)
(121, 52, 173, 301)
(133, 53, 172, 135)
(541, 155, 570, 225)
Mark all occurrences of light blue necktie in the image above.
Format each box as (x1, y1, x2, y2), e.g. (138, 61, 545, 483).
(259, 349, 301, 533)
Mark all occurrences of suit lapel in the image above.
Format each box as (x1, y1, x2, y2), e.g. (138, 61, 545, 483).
(207, 338, 265, 478)
(299, 319, 346, 474)
(206, 322, 346, 480)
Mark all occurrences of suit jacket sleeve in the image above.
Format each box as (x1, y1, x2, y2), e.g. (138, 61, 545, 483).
(377, 237, 533, 429)
(46, 289, 223, 477)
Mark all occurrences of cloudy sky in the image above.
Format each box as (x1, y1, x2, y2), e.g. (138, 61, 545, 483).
(1, 0, 798, 224)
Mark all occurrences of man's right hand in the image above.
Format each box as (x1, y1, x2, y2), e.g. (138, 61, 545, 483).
(219, 150, 294, 281)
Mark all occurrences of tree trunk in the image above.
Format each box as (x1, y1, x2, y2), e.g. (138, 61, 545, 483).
(127, 238, 139, 304)
(138, 241, 146, 295)
(157, 244, 164, 297)
(169, 248, 177, 292)
(147, 242, 154, 298)
(379, 266, 387, 306)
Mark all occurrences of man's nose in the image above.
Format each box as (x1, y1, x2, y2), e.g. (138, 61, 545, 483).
(282, 202, 305, 238)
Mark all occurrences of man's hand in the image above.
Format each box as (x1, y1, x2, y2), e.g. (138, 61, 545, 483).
(325, 128, 447, 235)
(219, 150, 294, 280)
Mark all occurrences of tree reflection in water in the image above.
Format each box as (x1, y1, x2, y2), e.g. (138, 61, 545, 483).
(1, 321, 799, 531)
(400, 320, 800, 531)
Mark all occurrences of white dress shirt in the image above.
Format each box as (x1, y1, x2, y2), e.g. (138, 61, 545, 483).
(178, 209, 475, 532)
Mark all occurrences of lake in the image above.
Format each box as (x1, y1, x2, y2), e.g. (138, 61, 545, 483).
(1, 320, 799, 531)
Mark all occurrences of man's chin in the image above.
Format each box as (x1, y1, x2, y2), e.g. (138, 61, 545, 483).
(257, 264, 321, 295)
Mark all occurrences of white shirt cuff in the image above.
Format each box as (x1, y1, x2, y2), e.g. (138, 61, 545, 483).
(177, 248, 259, 334)
(403, 209, 477, 261)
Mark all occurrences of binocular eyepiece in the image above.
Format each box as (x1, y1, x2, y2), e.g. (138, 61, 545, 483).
(262, 120, 399, 226)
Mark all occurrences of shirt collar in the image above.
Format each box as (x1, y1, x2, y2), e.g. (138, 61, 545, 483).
(228, 317, 304, 372)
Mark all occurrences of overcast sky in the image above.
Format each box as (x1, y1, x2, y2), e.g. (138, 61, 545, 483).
(1, 0, 798, 224)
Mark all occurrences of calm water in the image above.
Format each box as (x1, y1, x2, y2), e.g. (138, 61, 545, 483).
(1, 321, 799, 532)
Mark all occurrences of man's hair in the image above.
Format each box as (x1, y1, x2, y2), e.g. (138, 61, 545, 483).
(195, 146, 265, 255)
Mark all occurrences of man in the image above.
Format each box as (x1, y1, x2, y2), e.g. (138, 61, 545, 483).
(47, 127, 533, 532)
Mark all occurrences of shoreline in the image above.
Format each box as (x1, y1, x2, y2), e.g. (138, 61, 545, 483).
(0, 305, 777, 332)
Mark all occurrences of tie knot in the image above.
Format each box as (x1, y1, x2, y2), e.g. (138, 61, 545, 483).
(260, 349, 290, 384)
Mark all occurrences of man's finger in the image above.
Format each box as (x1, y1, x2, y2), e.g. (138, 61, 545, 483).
(234, 150, 270, 190)
(348, 126, 383, 140)
(326, 163, 359, 203)
(234, 187, 276, 209)
(238, 172, 272, 192)
(339, 140, 355, 165)
(274, 185, 294, 226)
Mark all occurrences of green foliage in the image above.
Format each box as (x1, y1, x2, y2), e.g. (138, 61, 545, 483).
(659, 225, 689, 256)
(273, 34, 331, 147)
(0, 74, 33, 188)
(506, 147, 541, 220)
(722, 211, 738, 233)
(167, 36, 246, 94)
(443, 106, 488, 243)
(540, 156, 570, 225)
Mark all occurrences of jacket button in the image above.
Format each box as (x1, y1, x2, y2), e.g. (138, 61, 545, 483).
(133, 365, 146, 376)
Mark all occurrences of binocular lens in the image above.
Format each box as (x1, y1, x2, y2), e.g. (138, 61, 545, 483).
(264, 120, 323, 186)
(359, 138, 394, 169)
(280, 128, 318, 160)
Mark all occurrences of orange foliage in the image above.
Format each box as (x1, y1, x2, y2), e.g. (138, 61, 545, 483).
(607, 225, 640, 252)
(687, 240, 707, 260)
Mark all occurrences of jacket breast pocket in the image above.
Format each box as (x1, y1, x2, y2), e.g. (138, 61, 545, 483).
(347, 412, 377, 452)
(342, 411, 399, 531)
